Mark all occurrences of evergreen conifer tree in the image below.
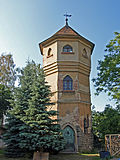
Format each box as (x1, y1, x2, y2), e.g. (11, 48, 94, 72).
(3, 91, 29, 158)
(10, 61, 64, 157)
(3, 114, 26, 158)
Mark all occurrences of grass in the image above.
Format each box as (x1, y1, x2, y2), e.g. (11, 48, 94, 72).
(50, 153, 100, 160)
(0, 150, 101, 160)
(0, 156, 31, 160)
(0, 149, 4, 154)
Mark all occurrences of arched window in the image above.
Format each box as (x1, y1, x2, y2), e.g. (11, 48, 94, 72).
(84, 118, 88, 133)
(84, 115, 89, 134)
(82, 48, 88, 58)
(63, 75, 73, 90)
(48, 48, 52, 56)
(63, 45, 73, 53)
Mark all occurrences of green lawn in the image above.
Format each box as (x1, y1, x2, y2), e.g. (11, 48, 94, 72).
(50, 153, 100, 160)
(0, 151, 100, 160)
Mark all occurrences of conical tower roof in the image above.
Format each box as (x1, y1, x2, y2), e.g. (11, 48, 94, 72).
(53, 25, 79, 36)
(39, 24, 95, 55)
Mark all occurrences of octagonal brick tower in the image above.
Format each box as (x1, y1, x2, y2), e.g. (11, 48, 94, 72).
(39, 23, 95, 152)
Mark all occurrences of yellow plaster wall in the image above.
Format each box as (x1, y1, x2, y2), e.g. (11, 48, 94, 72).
(58, 102, 91, 118)
(43, 42, 57, 67)
(79, 73, 89, 87)
(80, 92, 90, 102)
(45, 72, 58, 92)
(57, 40, 79, 62)
(78, 41, 91, 66)
(58, 102, 91, 131)
(45, 72, 58, 103)
(58, 103, 79, 117)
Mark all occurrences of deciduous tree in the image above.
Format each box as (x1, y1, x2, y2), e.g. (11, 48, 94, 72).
(93, 32, 120, 103)
(0, 84, 11, 127)
(92, 105, 120, 143)
(0, 53, 17, 127)
(0, 53, 17, 89)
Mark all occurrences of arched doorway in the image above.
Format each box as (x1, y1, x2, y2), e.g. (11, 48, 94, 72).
(63, 126, 75, 152)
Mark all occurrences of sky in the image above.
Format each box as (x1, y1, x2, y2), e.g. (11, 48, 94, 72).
(0, 0, 120, 111)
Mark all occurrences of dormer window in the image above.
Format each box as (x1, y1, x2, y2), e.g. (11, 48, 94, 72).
(63, 45, 73, 53)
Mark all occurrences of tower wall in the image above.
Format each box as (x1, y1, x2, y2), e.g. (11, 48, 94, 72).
(40, 25, 94, 152)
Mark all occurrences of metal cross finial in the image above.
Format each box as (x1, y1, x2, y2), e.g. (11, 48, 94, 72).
(64, 13, 72, 26)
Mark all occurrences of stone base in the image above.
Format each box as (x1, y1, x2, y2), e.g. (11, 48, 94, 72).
(33, 152, 49, 160)
(78, 133, 93, 152)
(75, 125, 93, 152)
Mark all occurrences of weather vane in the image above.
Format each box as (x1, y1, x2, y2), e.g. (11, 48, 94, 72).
(64, 13, 72, 26)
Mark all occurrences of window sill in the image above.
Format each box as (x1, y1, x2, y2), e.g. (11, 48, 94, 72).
(47, 54, 53, 58)
(62, 90, 75, 93)
(61, 52, 75, 54)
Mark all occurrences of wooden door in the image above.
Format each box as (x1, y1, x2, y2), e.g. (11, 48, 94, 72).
(63, 126, 75, 152)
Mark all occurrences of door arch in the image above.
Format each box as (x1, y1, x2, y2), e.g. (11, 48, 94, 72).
(63, 125, 75, 152)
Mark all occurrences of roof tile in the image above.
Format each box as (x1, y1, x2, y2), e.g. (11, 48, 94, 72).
(54, 25, 78, 36)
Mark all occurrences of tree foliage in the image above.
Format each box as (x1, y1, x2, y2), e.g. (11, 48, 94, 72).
(8, 61, 64, 156)
(93, 32, 120, 103)
(0, 53, 17, 89)
(0, 84, 11, 126)
(0, 53, 17, 127)
(92, 105, 120, 143)
(3, 114, 26, 158)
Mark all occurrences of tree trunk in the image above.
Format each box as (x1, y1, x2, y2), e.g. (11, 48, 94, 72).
(0, 115, 4, 128)
(33, 151, 49, 160)
(33, 151, 40, 160)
